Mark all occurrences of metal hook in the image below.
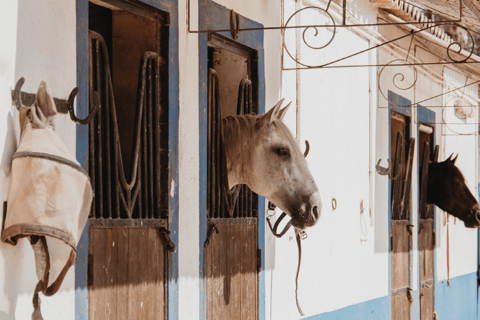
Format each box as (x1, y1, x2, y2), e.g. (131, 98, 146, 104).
(230, 10, 240, 39)
(12, 77, 26, 110)
(375, 159, 400, 180)
(304, 140, 310, 158)
(66, 88, 99, 125)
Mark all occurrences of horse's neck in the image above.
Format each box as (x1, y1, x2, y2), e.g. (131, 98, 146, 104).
(222, 116, 254, 189)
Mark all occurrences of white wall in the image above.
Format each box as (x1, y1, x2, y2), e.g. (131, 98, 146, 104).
(437, 67, 479, 281)
(0, 0, 77, 319)
(268, 0, 389, 318)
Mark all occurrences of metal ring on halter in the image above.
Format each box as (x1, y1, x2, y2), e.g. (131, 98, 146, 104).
(267, 201, 276, 218)
(267, 212, 293, 238)
(332, 198, 337, 211)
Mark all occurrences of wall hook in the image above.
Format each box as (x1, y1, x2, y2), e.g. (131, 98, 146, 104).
(12, 77, 26, 110)
(230, 10, 240, 39)
(303, 140, 310, 158)
(12, 77, 98, 123)
(375, 158, 400, 180)
(66, 87, 99, 125)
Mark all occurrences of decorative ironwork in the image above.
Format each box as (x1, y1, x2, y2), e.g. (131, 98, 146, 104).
(207, 68, 258, 220)
(88, 30, 167, 221)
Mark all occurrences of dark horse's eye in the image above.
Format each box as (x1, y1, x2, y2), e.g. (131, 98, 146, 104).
(453, 181, 460, 187)
(275, 147, 290, 157)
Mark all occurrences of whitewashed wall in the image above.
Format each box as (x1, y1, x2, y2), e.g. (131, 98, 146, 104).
(437, 67, 479, 281)
(177, 0, 283, 319)
(270, 0, 388, 318)
(0, 0, 77, 319)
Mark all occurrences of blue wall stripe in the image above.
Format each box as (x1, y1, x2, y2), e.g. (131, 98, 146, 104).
(75, 0, 179, 319)
(303, 296, 390, 320)
(302, 272, 478, 320)
(435, 272, 478, 320)
(198, 1, 265, 319)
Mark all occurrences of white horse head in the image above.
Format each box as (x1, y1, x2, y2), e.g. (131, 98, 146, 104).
(222, 99, 321, 230)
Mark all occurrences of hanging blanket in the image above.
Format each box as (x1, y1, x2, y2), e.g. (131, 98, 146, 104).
(1, 81, 93, 319)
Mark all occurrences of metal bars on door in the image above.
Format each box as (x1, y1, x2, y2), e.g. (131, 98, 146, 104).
(88, 31, 166, 223)
(207, 68, 257, 220)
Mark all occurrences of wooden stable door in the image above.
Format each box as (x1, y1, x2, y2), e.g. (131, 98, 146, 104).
(87, 2, 170, 319)
(205, 37, 260, 320)
(418, 122, 435, 320)
(205, 223, 258, 320)
(89, 228, 165, 319)
(390, 111, 414, 320)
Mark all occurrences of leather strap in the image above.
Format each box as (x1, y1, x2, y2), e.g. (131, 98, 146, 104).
(266, 203, 305, 316)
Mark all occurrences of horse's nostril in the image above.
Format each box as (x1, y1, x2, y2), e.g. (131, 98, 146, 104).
(312, 206, 319, 220)
(476, 211, 480, 223)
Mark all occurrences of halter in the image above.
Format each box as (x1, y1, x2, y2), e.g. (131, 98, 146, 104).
(266, 202, 307, 316)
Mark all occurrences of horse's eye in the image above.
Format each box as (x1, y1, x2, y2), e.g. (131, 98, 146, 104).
(275, 147, 290, 157)
(453, 181, 460, 187)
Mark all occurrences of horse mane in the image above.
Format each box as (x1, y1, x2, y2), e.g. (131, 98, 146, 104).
(222, 114, 260, 156)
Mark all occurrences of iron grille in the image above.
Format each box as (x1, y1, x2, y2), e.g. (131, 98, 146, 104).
(207, 68, 258, 220)
(88, 30, 167, 223)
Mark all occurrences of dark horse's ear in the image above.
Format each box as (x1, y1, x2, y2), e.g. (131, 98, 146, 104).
(433, 145, 439, 163)
(452, 154, 459, 165)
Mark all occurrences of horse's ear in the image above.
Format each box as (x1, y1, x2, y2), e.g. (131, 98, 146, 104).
(433, 145, 439, 163)
(259, 98, 285, 126)
(446, 153, 454, 163)
(277, 102, 292, 121)
(33, 81, 57, 130)
(452, 154, 458, 165)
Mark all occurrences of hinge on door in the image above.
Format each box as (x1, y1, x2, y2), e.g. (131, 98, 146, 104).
(257, 248, 262, 272)
(406, 287, 413, 303)
(204, 223, 219, 248)
(156, 227, 176, 252)
(1, 202, 6, 237)
(87, 254, 93, 286)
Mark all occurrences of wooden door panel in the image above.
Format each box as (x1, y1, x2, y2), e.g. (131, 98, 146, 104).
(89, 228, 165, 320)
(419, 220, 434, 320)
(392, 293, 411, 320)
(391, 221, 410, 290)
(420, 283, 434, 320)
(206, 224, 258, 320)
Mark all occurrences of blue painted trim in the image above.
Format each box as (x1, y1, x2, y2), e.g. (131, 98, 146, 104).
(75, 1, 89, 319)
(303, 295, 390, 320)
(198, 2, 265, 319)
(388, 90, 413, 319)
(74, 1, 179, 319)
(435, 272, 478, 320)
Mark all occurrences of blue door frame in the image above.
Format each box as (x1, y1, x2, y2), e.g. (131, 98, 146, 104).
(75, 1, 179, 319)
(198, 1, 266, 319)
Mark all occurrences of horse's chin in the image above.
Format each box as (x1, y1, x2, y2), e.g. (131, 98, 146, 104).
(290, 211, 318, 230)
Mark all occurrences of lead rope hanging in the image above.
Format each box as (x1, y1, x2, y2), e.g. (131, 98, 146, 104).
(267, 201, 306, 316)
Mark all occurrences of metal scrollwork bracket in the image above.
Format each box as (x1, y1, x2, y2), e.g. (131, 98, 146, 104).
(375, 159, 400, 180)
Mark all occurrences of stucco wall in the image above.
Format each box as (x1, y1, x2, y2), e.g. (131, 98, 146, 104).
(0, 0, 77, 319)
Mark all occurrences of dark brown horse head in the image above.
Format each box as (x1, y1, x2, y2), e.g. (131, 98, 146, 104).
(428, 154, 480, 228)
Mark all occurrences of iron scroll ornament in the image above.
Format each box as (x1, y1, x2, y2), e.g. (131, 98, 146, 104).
(13, 77, 99, 125)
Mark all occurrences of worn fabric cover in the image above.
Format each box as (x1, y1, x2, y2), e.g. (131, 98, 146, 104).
(1, 81, 92, 319)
